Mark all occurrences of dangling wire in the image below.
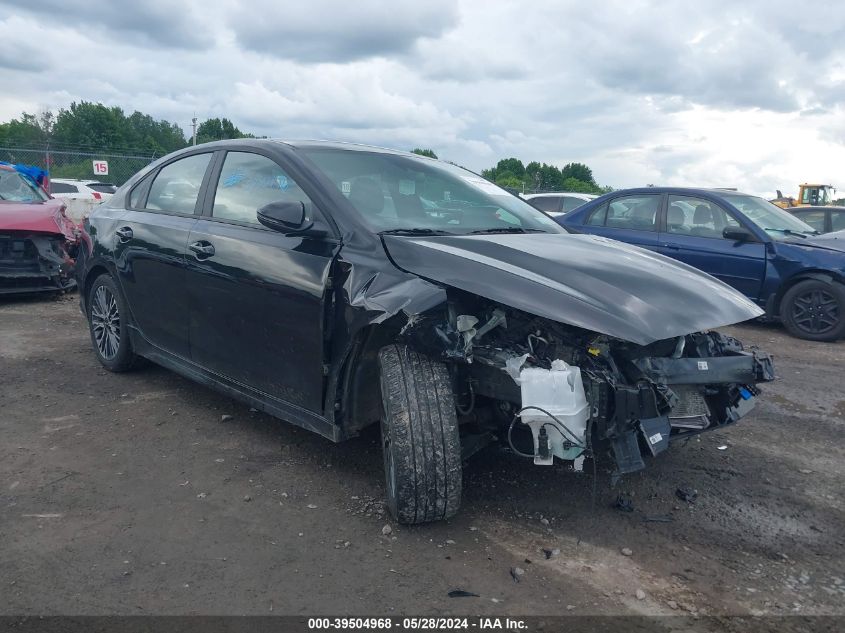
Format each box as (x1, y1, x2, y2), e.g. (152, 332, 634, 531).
(506, 405, 587, 459)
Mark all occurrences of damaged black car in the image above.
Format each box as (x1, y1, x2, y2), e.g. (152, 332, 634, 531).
(76, 140, 774, 524)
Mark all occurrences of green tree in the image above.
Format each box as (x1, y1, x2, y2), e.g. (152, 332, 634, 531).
(0, 110, 54, 147)
(561, 162, 594, 185)
(480, 167, 497, 181)
(495, 158, 525, 180)
(561, 177, 596, 194)
(495, 175, 523, 189)
(196, 118, 253, 144)
(48, 101, 188, 154)
(481, 157, 611, 193)
(125, 111, 186, 154)
(53, 102, 129, 149)
(411, 148, 437, 159)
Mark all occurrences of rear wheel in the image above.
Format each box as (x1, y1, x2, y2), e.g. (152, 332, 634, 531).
(87, 273, 139, 371)
(378, 344, 462, 524)
(780, 279, 845, 341)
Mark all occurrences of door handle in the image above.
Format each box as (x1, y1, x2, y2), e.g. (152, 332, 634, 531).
(116, 226, 133, 242)
(189, 240, 215, 258)
(662, 244, 680, 250)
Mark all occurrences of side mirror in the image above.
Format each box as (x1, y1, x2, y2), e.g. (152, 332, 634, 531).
(257, 200, 318, 234)
(723, 226, 752, 242)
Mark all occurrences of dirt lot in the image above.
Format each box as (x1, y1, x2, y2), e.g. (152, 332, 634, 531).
(1, 293, 843, 624)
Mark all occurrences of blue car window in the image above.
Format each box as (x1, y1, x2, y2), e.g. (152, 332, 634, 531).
(666, 195, 728, 238)
(585, 202, 607, 226)
(832, 212, 845, 232)
(604, 194, 659, 231)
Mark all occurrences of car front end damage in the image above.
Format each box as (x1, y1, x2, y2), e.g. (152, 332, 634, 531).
(334, 232, 776, 477)
(0, 231, 78, 294)
(0, 200, 80, 295)
(399, 296, 774, 475)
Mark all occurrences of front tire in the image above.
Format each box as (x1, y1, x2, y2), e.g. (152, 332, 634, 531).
(87, 273, 138, 371)
(780, 279, 845, 341)
(378, 345, 462, 524)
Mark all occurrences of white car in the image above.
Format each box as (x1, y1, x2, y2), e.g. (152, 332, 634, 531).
(49, 179, 117, 221)
(522, 192, 597, 217)
(49, 178, 116, 200)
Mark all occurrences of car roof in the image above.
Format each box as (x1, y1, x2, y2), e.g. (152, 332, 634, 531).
(51, 178, 103, 184)
(598, 186, 757, 197)
(275, 139, 425, 156)
(168, 138, 434, 161)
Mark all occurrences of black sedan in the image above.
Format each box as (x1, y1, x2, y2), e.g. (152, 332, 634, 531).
(76, 140, 773, 523)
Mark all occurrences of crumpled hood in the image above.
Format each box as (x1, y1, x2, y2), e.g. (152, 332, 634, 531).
(0, 199, 77, 240)
(382, 232, 764, 345)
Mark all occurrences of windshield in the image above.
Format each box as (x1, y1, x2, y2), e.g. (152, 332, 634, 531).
(300, 149, 563, 235)
(0, 170, 49, 202)
(717, 193, 818, 239)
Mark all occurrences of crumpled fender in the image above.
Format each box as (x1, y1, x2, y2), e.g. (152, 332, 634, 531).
(340, 250, 447, 325)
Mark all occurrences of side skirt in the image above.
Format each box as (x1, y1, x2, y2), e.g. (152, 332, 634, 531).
(130, 328, 343, 443)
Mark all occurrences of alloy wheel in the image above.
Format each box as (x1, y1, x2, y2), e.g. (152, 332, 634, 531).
(791, 288, 840, 335)
(91, 285, 120, 360)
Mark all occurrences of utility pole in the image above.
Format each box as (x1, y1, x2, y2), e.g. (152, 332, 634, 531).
(191, 116, 198, 146)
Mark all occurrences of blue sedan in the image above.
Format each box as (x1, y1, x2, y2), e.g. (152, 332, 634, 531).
(561, 187, 845, 341)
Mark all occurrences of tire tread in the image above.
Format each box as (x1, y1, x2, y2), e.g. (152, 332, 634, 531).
(379, 344, 461, 524)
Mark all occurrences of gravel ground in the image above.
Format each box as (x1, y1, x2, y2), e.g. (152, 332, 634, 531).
(1, 292, 843, 625)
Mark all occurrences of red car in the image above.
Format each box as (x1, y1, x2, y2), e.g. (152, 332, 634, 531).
(0, 164, 80, 294)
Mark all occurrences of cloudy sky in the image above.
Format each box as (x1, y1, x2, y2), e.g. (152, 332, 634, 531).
(1, 0, 843, 196)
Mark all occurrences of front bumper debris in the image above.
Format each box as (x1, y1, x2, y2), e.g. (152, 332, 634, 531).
(0, 233, 77, 294)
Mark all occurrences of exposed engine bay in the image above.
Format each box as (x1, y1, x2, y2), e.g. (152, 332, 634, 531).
(399, 290, 775, 476)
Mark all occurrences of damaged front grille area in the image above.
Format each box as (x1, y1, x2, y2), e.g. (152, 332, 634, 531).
(0, 232, 77, 294)
(668, 385, 710, 430)
(397, 293, 774, 478)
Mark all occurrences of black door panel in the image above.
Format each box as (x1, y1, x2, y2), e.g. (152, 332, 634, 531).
(113, 210, 197, 357)
(185, 219, 337, 412)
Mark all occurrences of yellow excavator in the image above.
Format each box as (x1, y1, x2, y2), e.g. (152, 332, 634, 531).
(770, 183, 836, 208)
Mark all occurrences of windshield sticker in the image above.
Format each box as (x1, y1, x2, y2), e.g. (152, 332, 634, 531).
(462, 176, 509, 196)
(399, 179, 416, 196)
(341, 181, 351, 195)
(444, 190, 451, 201)
(222, 171, 246, 188)
(222, 171, 292, 191)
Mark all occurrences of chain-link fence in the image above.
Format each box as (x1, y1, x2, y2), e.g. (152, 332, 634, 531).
(0, 145, 157, 187)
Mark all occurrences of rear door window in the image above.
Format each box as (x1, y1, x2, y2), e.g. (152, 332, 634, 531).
(585, 203, 607, 226)
(145, 153, 212, 214)
(665, 195, 738, 238)
(604, 194, 660, 231)
(50, 182, 78, 194)
(528, 196, 561, 213)
(831, 211, 845, 232)
(561, 197, 586, 213)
